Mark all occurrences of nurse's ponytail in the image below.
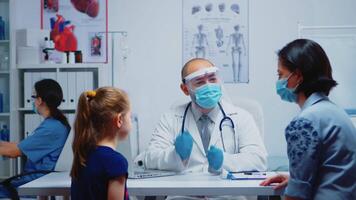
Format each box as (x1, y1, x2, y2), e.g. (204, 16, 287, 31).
(71, 87, 130, 179)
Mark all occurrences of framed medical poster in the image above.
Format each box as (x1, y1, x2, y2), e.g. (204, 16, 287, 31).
(41, 0, 108, 63)
(183, 0, 249, 83)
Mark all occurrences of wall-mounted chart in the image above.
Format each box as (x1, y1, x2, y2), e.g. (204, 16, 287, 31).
(183, 0, 249, 84)
(41, 0, 108, 63)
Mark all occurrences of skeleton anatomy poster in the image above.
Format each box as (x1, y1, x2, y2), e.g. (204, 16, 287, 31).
(183, 0, 249, 83)
(41, 0, 108, 63)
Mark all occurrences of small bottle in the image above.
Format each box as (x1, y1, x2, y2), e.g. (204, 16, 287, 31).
(75, 51, 82, 63)
(0, 16, 5, 40)
(1, 125, 9, 141)
(0, 125, 3, 140)
(0, 52, 9, 70)
(65, 51, 70, 63)
(0, 92, 3, 113)
(68, 52, 75, 64)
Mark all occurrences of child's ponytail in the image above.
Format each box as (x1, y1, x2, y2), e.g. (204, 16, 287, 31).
(71, 91, 97, 179)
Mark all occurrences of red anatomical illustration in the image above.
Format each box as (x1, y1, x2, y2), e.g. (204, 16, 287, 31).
(44, 0, 59, 12)
(91, 34, 102, 56)
(54, 25, 78, 52)
(50, 15, 78, 52)
(71, 0, 99, 18)
(50, 14, 64, 41)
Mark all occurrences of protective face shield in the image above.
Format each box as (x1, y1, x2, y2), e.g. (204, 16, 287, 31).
(183, 67, 222, 109)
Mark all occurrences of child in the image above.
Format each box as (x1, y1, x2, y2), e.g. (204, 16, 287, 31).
(0, 79, 70, 198)
(71, 87, 132, 200)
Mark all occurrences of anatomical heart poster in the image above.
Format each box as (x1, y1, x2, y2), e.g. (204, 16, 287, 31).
(183, 0, 249, 83)
(41, 0, 108, 63)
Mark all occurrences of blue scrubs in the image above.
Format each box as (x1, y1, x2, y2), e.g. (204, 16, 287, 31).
(284, 92, 356, 200)
(0, 117, 69, 197)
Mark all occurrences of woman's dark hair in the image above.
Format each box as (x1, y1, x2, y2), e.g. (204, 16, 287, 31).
(35, 79, 71, 130)
(278, 39, 337, 97)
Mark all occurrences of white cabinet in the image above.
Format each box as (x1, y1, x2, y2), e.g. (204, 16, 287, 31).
(0, 0, 11, 179)
(15, 63, 103, 173)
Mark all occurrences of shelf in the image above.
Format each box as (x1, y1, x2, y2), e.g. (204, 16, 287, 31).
(17, 63, 107, 69)
(0, 71, 9, 74)
(0, 40, 9, 44)
(18, 107, 76, 112)
(0, 113, 10, 117)
(0, 176, 10, 180)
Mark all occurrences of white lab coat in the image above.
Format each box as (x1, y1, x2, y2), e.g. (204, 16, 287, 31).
(143, 100, 267, 173)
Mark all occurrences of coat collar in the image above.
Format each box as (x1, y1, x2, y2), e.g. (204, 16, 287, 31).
(190, 102, 220, 124)
(301, 92, 329, 111)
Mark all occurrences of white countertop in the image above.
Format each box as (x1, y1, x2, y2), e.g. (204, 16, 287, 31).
(19, 171, 284, 196)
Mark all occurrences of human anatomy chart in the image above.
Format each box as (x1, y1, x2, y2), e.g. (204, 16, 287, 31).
(42, 0, 107, 63)
(183, 0, 249, 83)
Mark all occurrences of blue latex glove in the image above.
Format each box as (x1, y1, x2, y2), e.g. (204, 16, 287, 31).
(207, 146, 224, 171)
(174, 131, 193, 161)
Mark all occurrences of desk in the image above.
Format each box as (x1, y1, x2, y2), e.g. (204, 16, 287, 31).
(18, 172, 284, 197)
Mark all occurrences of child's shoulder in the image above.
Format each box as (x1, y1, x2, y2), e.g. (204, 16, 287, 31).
(95, 146, 126, 159)
(94, 146, 128, 172)
(92, 146, 128, 177)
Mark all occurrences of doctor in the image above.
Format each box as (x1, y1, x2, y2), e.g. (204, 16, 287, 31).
(143, 58, 267, 173)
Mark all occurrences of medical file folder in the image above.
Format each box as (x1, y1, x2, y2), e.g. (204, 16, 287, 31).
(24, 72, 56, 108)
(67, 72, 77, 108)
(57, 72, 68, 109)
(23, 71, 94, 110)
(23, 72, 32, 108)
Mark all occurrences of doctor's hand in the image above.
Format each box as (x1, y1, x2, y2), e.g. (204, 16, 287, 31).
(260, 174, 289, 190)
(207, 146, 224, 171)
(174, 131, 193, 161)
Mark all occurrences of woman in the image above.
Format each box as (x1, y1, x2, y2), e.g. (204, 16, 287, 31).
(260, 39, 356, 200)
(0, 79, 70, 197)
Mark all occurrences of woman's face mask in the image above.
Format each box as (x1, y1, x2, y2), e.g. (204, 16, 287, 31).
(276, 73, 298, 103)
(31, 93, 40, 114)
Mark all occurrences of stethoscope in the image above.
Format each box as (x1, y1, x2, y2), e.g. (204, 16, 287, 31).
(181, 102, 237, 152)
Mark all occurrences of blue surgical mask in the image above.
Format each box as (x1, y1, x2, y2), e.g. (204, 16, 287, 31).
(194, 83, 222, 109)
(276, 73, 298, 103)
(32, 102, 39, 114)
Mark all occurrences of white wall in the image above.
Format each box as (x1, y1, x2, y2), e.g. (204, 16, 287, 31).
(108, 0, 356, 156)
(13, 0, 356, 156)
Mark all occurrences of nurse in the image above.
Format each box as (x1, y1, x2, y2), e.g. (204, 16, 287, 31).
(260, 39, 356, 199)
(0, 79, 70, 198)
(142, 58, 267, 173)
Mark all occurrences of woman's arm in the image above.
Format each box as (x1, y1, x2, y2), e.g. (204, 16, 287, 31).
(0, 141, 22, 158)
(107, 175, 126, 200)
(260, 174, 303, 200)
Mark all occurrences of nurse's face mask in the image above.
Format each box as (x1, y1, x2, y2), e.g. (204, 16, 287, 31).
(31, 94, 40, 114)
(184, 67, 222, 109)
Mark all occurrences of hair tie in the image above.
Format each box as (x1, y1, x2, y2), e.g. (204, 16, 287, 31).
(86, 90, 96, 99)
